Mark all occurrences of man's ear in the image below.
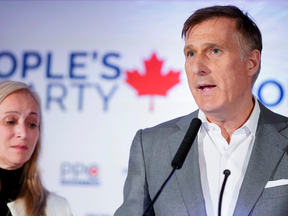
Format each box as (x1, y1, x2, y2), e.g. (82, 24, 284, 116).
(247, 49, 261, 77)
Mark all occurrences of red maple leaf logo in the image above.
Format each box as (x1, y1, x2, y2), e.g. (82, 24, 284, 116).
(126, 53, 181, 111)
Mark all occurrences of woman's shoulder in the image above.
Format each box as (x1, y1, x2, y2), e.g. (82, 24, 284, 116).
(47, 192, 68, 204)
(45, 192, 73, 216)
(7, 192, 73, 216)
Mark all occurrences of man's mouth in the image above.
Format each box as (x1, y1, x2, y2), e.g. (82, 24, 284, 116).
(198, 84, 216, 91)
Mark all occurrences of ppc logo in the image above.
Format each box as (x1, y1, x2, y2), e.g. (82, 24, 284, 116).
(125, 53, 181, 111)
(60, 162, 100, 186)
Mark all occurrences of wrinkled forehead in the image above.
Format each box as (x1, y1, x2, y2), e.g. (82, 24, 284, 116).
(185, 17, 237, 40)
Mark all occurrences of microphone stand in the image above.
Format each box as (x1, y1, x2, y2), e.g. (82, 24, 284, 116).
(142, 118, 202, 216)
(142, 166, 177, 216)
(218, 169, 231, 216)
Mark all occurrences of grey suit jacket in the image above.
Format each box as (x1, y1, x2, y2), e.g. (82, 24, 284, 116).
(114, 102, 288, 216)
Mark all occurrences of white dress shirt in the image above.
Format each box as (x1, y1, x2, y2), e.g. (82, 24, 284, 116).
(198, 99, 260, 216)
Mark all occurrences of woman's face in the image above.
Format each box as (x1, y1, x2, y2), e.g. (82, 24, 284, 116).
(0, 90, 40, 170)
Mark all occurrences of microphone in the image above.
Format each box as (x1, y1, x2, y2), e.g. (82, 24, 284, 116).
(171, 118, 202, 169)
(142, 118, 202, 216)
(218, 169, 231, 216)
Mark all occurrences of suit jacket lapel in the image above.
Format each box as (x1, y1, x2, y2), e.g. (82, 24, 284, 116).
(168, 111, 207, 216)
(233, 103, 288, 216)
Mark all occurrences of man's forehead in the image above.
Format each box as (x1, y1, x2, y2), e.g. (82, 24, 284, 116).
(185, 17, 237, 39)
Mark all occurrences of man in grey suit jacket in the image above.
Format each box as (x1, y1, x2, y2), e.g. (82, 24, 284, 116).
(115, 5, 288, 216)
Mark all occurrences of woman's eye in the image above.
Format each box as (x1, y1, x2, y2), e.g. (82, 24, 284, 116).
(28, 123, 38, 128)
(212, 49, 220, 54)
(6, 120, 15, 125)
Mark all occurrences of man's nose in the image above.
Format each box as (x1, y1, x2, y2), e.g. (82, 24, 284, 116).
(190, 54, 210, 76)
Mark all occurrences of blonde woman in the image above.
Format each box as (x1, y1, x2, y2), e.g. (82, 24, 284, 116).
(0, 80, 72, 216)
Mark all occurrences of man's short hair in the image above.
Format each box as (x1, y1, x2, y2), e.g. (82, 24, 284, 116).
(182, 5, 262, 84)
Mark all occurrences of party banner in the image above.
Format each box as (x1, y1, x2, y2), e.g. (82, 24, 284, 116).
(1, 1, 288, 215)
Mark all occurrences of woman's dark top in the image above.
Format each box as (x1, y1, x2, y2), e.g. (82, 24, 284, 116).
(0, 167, 23, 216)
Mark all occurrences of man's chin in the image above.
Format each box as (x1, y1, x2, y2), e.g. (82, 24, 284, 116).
(197, 103, 218, 114)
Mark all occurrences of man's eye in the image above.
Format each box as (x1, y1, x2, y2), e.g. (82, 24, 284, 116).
(187, 51, 195, 57)
(212, 49, 220, 54)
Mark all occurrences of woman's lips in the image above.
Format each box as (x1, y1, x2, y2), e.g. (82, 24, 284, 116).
(11, 145, 28, 150)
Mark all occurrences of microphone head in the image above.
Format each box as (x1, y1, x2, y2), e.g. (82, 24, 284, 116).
(171, 118, 202, 169)
(223, 169, 231, 176)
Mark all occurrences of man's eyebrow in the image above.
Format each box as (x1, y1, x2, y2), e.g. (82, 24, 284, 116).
(184, 42, 224, 52)
(184, 44, 194, 52)
(203, 42, 225, 49)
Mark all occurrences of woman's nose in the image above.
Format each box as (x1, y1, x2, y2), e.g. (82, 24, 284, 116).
(16, 124, 29, 139)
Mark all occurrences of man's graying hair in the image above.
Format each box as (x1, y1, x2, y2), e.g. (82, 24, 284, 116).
(182, 5, 262, 84)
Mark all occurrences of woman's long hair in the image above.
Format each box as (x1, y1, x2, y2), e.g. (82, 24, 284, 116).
(0, 80, 48, 216)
